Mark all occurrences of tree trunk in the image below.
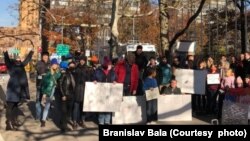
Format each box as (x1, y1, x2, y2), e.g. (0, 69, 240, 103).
(240, 0, 247, 53)
(109, 0, 120, 59)
(159, 0, 169, 57)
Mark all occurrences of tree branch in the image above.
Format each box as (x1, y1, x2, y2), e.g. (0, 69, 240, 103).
(168, 0, 206, 48)
(120, 8, 158, 18)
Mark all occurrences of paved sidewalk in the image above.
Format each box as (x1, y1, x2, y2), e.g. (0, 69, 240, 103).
(0, 78, 213, 141)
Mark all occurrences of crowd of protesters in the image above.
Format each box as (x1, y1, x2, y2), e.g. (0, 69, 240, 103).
(3, 45, 250, 131)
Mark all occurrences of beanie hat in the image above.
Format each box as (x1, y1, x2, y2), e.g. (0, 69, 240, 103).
(51, 58, 59, 65)
(91, 55, 98, 63)
(103, 56, 111, 66)
(60, 61, 68, 70)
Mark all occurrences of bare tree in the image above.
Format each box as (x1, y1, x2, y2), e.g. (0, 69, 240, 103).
(232, 0, 250, 53)
(159, 0, 206, 58)
(109, 0, 157, 58)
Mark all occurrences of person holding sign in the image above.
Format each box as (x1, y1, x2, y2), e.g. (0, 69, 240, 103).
(143, 68, 158, 124)
(206, 65, 220, 115)
(94, 57, 116, 125)
(115, 53, 139, 96)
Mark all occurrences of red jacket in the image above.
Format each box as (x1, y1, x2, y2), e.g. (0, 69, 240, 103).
(115, 60, 139, 93)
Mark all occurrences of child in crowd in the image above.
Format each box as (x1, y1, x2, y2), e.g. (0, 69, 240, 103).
(143, 68, 158, 124)
(218, 69, 235, 119)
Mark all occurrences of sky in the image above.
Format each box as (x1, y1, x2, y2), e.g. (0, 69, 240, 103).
(0, 0, 19, 27)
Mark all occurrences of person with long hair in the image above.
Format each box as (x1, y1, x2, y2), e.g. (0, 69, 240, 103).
(40, 58, 61, 127)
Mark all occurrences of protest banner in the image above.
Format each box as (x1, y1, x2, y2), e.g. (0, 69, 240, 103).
(175, 69, 207, 94)
(83, 82, 123, 112)
(158, 95, 192, 121)
(112, 96, 146, 124)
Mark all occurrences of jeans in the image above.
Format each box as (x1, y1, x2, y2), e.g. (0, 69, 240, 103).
(98, 112, 111, 124)
(35, 86, 42, 120)
(73, 101, 85, 122)
(146, 99, 157, 122)
(42, 86, 55, 121)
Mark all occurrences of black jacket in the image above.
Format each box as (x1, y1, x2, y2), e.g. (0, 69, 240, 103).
(4, 51, 33, 102)
(135, 52, 148, 71)
(74, 64, 90, 102)
(59, 69, 75, 100)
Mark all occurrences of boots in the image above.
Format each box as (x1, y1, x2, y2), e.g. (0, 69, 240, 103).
(72, 122, 77, 130)
(41, 120, 46, 127)
(12, 118, 22, 127)
(79, 121, 86, 128)
(6, 120, 16, 131)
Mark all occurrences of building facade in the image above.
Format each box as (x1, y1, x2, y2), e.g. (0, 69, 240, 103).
(0, 0, 41, 59)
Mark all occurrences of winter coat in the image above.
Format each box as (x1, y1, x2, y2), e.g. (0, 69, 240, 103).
(74, 64, 90, 102)
(161, 86, 181, 94)
(94, 67, 116, 83)
(115, 60, 139, 93)
(59, 69, 75, 100)
(4, 51, 33, 102)
(134, 52, 147, 71)
(41, 71, 61, 97)
(36, 60, 50, 87)
(143, 77, 158, 91)
(158, 63, 172, 85)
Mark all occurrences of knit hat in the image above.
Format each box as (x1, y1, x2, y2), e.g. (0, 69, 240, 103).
(51, 58, 59, 65)
(103, 56, 111, 66)
(60, 61, 68, 70)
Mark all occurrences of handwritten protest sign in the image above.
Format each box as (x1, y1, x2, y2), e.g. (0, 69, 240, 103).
(83, 82, 123, 112)
(207, 74, 220, 84)
(145, 88, 159, 101)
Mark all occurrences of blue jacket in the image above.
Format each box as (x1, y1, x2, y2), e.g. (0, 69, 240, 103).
(143, 77, 158, 92)
(94, 67, 116, 83)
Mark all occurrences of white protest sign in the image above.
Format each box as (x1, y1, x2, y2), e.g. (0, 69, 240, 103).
(158, 95, 192, 121)
(207, 73, 220, 84)
(145, 88, 159, 101)
(83, 82, 123, 112)
(112, 96, 146, 124)
(175, 69, 207, 94)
